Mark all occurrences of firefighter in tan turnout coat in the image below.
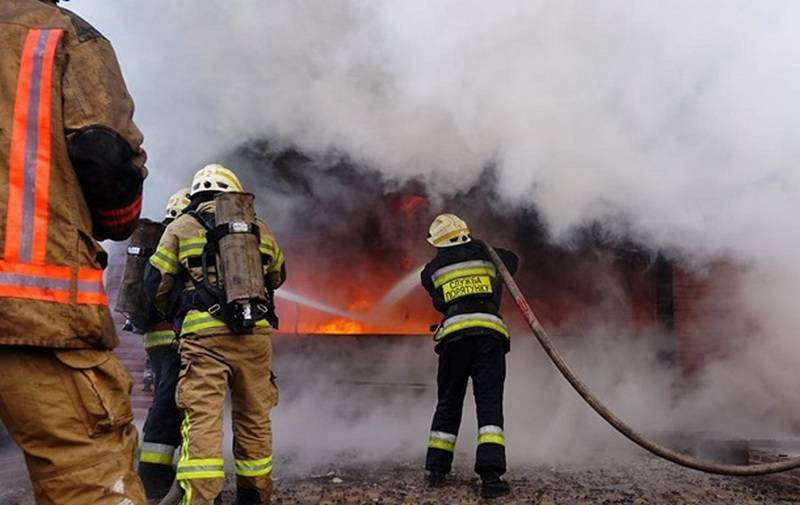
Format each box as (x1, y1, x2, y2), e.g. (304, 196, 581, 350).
(145, 165, 285, 505)
(0, 0, 148, 504)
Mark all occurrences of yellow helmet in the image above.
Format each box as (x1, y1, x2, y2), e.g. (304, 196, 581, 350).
(427, 213, 471, 248)
(164, 187, 191, 219)
(190, 163, 244, 196)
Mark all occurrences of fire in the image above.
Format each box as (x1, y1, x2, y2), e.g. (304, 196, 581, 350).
(312, 318, 367, 335)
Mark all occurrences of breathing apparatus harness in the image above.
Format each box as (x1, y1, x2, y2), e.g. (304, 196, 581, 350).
(181, 210, 278, 334)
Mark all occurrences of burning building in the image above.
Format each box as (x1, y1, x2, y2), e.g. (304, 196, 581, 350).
(106, 140, 749, 420)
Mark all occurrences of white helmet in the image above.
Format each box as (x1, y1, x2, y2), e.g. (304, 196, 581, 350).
(190, 164, 244, 196)
(427, 213, 471, 248)
(164, 187, 191, 219)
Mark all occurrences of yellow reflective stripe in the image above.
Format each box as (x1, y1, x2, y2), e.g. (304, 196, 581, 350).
(150, 247, 180, 274)
(258, 241, 276, 256)
(144, 329, 176, 348)
(217, 171, 243, 191)
(428, 438, 456, 452)
(141, 451, 174, 465)
(181, 311, 270, 335)
(177, 470, 225, 480)
(178, 237, 207, 261)
(478, 434, 506, 446)
(176, 458, 226, 480)
(234, 456, 273, 477)
(432, 227, 469, 246)
(179, 412, 192, 503)
(181, 311, 227, 335)
(435, 320, 510, 342)
(433, 267, 496, 289)
(178, 458, 224, 467)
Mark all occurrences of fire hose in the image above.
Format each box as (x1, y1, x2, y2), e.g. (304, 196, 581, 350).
(483, 243, 800, 476)
(154, 245, 800, 505)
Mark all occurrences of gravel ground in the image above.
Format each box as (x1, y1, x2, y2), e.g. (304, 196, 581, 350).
(266, 458, 799, 505)
(6, 456, 794, 505)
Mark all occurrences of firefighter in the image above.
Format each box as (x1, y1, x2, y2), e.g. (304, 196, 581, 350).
(137, 188, 192, 501)
(421, 214, 518, 499)
(144, 164, 285, 505)
(0, 1, 147, 504)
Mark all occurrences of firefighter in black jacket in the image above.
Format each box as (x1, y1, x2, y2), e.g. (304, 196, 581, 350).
(421, 213, 518, 499)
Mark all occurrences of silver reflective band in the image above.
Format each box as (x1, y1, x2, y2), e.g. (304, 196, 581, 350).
(431, 260, 496, 284)
(127, 246, 142, 255)
(230, 222, 249, 233)
(478, 425, 504, 435)
(441, 312, 506, 328)
(141, 442, 177, 455)
(430, 431, 457, 443)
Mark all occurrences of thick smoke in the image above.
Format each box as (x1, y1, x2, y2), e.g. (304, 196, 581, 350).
(70, 0, 800, 469)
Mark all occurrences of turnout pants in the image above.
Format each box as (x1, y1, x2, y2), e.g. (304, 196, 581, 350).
(426, 335, 507, 477)
(176, 331, 278, 505)
(139, 345, 182, 500)
(0, 347, 146, 505)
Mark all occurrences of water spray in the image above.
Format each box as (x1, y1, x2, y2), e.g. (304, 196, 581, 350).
(484, 243, 800, 476)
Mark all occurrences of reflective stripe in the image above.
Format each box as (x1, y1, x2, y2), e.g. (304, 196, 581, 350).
(144, 329, 176, 349)
(178, 236, 207, 261)
(76, 267, 108, 305)
(176, 410, 223, 481)
(428, 431, 457, 452)
(181, 311, 227, 335)
(258, 240, 276, 256)
(95, 193, 143, 229)
(150, 247, 180, 274)
(477, 425, 506, 446)
(431, 227, 469, 246)
(431, 260, 496, 286)
(176, 458, 225, 480)
(181, 310, 269, 336)
(234, 456, 273, 477)
(435, 313, 510, 342)
(5, 29, 62, 264)
(0, 261, 107, 305)
(140, 442, 177, 465)
(179, 413, 192, 503)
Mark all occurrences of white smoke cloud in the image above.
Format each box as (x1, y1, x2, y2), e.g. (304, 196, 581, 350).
(68, 0, 800, 465)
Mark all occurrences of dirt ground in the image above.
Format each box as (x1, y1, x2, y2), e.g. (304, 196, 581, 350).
(2, 456, 797, 504)
(268, 459, 799, 505)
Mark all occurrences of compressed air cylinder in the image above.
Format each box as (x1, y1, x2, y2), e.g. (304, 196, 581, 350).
(115, 219, 166, 323)
(215, 192, 267, 304)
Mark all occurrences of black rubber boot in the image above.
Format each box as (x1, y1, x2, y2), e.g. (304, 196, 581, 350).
(480, 472, 511, 499)
(426, 470, 448, 488)
(236, 486, 266, 505)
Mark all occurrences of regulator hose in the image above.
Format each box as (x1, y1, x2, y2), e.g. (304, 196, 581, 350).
(484, 243, 800, 476)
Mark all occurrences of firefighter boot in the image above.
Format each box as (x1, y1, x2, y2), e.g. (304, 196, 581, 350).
(480, 471, 511, 499)
(426, 470, 447, 488)
(236, 484, 270, 505)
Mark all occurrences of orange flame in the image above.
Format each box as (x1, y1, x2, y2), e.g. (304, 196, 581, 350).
(312, 318, 366, 335)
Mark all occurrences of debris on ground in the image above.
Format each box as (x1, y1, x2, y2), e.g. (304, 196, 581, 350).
(1, 456, 798, 504)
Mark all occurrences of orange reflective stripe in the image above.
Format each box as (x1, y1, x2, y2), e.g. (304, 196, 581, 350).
(76, 267, 107, 305)
(31, 30, 62, 264)
(0, 262, 107, 305)
(76, 291, 109, 305)
(0, 260, 70, 279)
(5, 29, 63, 264)
(5, 30, 40, 262)
(0, 260, 70, 303)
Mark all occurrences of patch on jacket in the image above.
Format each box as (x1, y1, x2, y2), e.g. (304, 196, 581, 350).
(61, 9, 105, 43)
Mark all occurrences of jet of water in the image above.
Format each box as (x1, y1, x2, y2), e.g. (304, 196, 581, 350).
(275, 289, 374, 323)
